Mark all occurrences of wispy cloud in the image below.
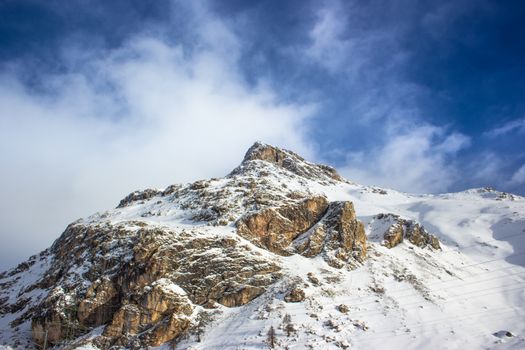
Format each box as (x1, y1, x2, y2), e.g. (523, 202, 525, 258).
(340, 124, 471, 193)
(305, 0, 351, 73)
(510, 164, 525, 186)
(484, 117, 525, 137)
(304, 0, 404, 79)
(300, 0, 427, 128)
(302, 1, 471, 194)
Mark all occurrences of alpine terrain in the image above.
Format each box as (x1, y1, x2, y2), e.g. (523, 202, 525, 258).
(1, 142, 524, 350)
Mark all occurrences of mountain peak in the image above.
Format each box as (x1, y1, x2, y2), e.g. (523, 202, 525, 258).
(242, 141, 302, 164)
(2, 142, 524, 350)
(235, 141, 344, 183)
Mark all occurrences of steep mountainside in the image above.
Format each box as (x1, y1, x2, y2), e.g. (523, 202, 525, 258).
(1, 142, 524, 350)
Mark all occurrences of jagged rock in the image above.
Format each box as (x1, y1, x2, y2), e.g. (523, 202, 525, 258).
(381, 214, 404, 248)
(104, 279, 193, 346)
(236, 196, 329, 254)
(28, 223, 281, 348)
(295, 201, 367, 268)
(375, 213, 441, 250)
(190, 180, 209, 190)
(323, 201, 367, 265)
(232, 142, 344, 183)
(31, 285, 78, 346)
(295, 225, 326, 257)
(284, 288, 305, 303)
(117, 189, 161, 208)
(32, 309, 66, 346)
(406, 222, 441, 250)
(78, 278, 119, 326)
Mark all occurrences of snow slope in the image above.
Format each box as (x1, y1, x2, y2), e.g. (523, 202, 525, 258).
(166, 184, 525, 350)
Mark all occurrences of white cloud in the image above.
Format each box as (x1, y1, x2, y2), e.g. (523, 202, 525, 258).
(302, 0, 425, 128)
(484, 117, 525, 137)
(464, 152, 503, 185)
(340, 124, 471, 193)
(510, 164, 525, 186)
(0, 6, 315, 269)
(306, 1, 351, 72)
(302, 2, 474, 194)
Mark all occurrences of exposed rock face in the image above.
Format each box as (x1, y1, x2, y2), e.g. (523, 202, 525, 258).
(103, 279, 193, 346)
(117, 189, 162, 208)
(233, 142, 344, 183)
(236, 196, 367, 267)
(382, 215, 404, 248)
(28, 223, 281, 348)
(295, 201, 367, 268)
(78, 277, 119, 326)
(375, 213, 440, 250)
(405, 222, 441, 250)
(236, 196, 329, 254)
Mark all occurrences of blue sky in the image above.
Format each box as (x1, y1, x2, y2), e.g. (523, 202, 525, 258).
(0, 0, 524, 269)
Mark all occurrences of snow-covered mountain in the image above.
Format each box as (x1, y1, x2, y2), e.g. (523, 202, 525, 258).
(1, 142, 524, 350)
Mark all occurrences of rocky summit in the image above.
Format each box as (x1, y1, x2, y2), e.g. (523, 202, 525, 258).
(1, 142, 525, 350)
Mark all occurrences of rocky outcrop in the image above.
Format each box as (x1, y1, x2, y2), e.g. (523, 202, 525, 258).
(232, 142, 344, 183)
(405, 222, 441, 249)
(381, 215, 404, 248)
(130, 232, 281, 307)
(375, 213, 440, 250)
(28, 223, 281, 348)
(103, 279, 193, 347)
(236, 196, 329, 254)
(236, 198, 367, 268)
(295, 201, 367, 268)
(78, 278, 119, 326)
(117, 189, 162, 208)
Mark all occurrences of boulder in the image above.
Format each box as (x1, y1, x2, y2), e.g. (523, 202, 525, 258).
(337, 304, 349, 313)
(284, 288, 305, 303)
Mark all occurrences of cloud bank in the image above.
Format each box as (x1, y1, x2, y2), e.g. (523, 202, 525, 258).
(0, 4, 314, 270)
